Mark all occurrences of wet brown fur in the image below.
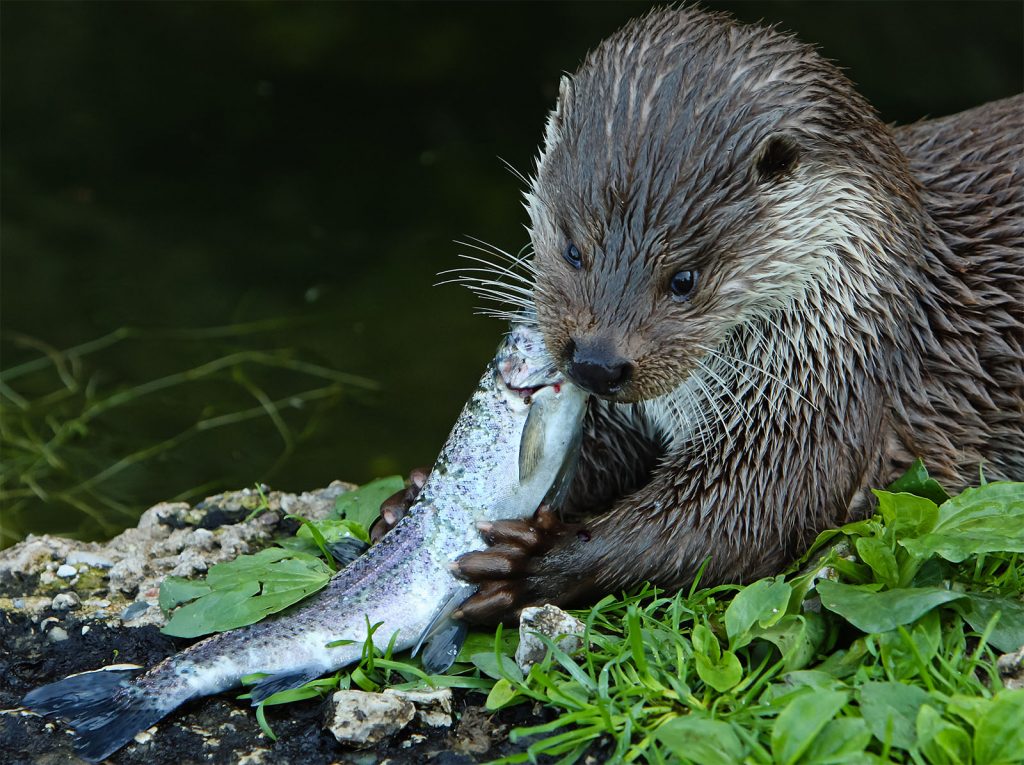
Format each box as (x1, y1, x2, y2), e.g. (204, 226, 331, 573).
(456, 6, 1023, 615)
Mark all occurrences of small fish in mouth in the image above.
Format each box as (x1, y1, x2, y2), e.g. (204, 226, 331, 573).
(22, 322, 589, 763)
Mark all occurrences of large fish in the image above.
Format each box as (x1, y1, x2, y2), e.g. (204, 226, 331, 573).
(23, 323, 588, 762)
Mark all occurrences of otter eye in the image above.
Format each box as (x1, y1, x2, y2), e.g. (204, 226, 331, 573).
(563, 241, 582, 269)
(669, 270, 698, 301)
(756, 134, 800, 182)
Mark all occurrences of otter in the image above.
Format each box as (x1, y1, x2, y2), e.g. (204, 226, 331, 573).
(378, 6, 1023, 623)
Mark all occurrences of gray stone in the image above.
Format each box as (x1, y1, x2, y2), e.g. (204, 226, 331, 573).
(384, 688, 453, 727)
(51, 592, 81, 611)
(55, 564, 77, 578)
(997, 645, 1024, 690)
(121, 601, 151, 621)
(515, 604, 586, 673)
(323, 690, 415, 747)
(46, 626, 69, 643)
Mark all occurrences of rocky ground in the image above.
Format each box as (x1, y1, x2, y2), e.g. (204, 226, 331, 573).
(0, 485, 576, 765)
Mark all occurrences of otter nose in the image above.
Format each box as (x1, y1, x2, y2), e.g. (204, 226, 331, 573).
(565, 339, 633, 396)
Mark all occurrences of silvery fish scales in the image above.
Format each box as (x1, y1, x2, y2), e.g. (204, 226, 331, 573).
(22, 323, 588, 762)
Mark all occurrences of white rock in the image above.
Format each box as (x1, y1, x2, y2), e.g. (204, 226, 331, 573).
(323, 690, 415, 747)
(384, 688, 454, 727)
(55, 564, 77, 578)
(51, 592, 81, 610)
(515, 604, 586, 673)
(46, 626, 69, 643)
(66, 550, 115, 569)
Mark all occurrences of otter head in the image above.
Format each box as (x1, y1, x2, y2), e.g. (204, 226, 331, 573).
(526, 7, 920, 403)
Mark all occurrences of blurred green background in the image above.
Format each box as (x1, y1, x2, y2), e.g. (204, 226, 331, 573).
(2, 1, 1021, 546)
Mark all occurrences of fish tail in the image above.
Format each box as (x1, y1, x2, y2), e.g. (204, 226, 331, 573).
(22, 666, 185, 763)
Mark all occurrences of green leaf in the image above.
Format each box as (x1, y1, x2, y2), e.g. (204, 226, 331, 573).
(854, 537, 899, 588)
(858, 681, 933, 750)
(691, 624, 721, 662)
(955, 592, 1024, 653)
(695, 649, 743, 693)
(801, 717, 872, 765)
(974, 689, 1024, 765)
(656, 716, 746, 765)
(901, 482, 1024, 563)
(725, 576, 792, 648)
(873, 490, 939, 540)
(470, 651, 523, 683)
(158, 576, 211, 613)
(485, 678, 520, 710)
(334, 475, 405, 529)
(887, 458, 951, 505)
(752, 613, 827, 672)
(917, 705, 971, 765)
(770, 689, 848, 765)
(160, 548, 333, 638)
(816, 580, 965, 633)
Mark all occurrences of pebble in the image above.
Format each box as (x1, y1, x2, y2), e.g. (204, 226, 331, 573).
(323, 690, 415, 746)
(55, 564, 77, 578)
(384, 688, 453, 727)
(515, 604, 586, 673)
(121, 601, 151, 621)
(51, 592, 81, 611)
(47, 626, 69, 643)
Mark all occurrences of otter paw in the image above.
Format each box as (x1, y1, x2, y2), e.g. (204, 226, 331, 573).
(451, 506, 583, 624)
(370, 467, 429, 543)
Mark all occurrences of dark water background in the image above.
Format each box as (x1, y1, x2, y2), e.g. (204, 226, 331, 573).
(2, 1, 1021, 545)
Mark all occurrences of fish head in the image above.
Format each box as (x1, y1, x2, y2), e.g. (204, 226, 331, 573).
(490, 324, 589, 516)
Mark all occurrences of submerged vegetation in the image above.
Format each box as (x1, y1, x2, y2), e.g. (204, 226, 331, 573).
(0, 323, 375, 546)
(158, 463, 1024, 763)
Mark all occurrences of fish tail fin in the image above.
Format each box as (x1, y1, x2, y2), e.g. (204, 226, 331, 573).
(23, 666, 178, 763)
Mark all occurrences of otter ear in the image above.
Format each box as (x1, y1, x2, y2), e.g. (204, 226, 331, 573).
(544, 75, 575, 147)
(755, 134, 801, 182)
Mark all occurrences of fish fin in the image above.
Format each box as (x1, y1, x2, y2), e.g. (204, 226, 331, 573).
(543, 420, 584, 510)
(326, 537, 369, 567)
(247, 667, 324, 705)
(518, 398, 547, 484)
(411, 584, 474, 659)
(421, 620, 468, 675)
(23, 666, 172, 763)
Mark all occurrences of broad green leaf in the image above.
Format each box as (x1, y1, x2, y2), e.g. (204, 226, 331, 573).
(902, 482, 1024, 563)
(859, 681, 933, 750)
(917, 705, 971, 765)
(855, 537, 898, 587)
(873, 490, 939, 539)
(801, 717, 872, 764)
(947, 693, 990, 729)
(695, 649, 743, 693)
(160, 548, 333, 638)
(887, 458, 951, 505)
(752, 613, 826, 672)
(725, 576, 791, 648)
(974, 689, 1024, 765)
(485, 678, 520, 710)
(955, 592, 1024, 653)
(158, 576, 211, 612)
(162, 580, 261, 637)
(334, 475, 405, 529)
(691, 623, 721, 662)
(470, 651, 523, 683)
(816, 580, 965, 633)
(770, 689, 848, 765)
(656, 716, 746, 765)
